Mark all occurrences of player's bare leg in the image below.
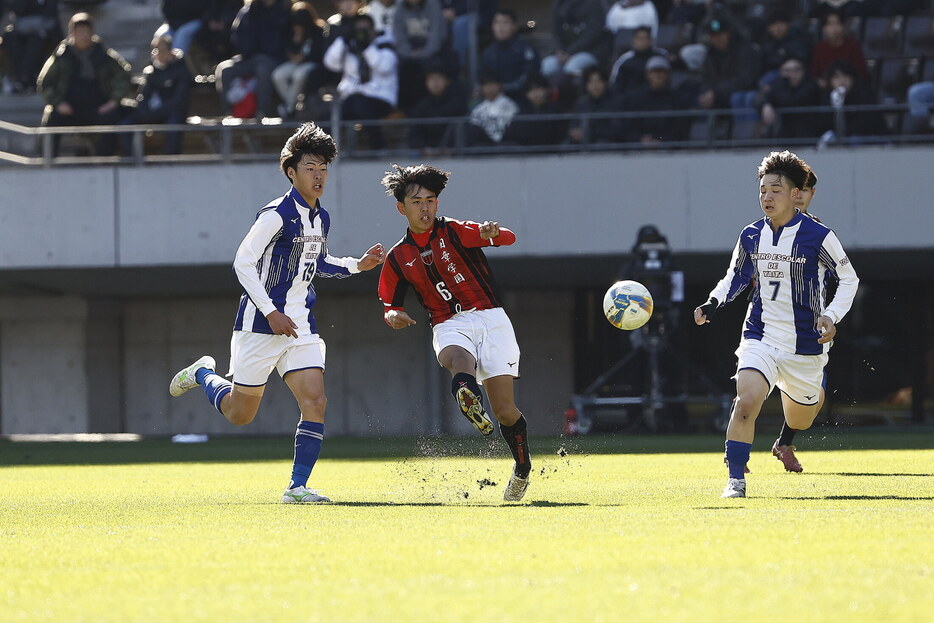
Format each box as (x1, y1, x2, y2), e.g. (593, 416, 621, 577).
(218, 385, 264, 426)
(484, 374, 531, 502)
(723, 369, 770, 497)
(775, 372, 826, 472)
(439, 345, 495, 435)
(774, 391, 824, 473)
(281, 369, 330, 503)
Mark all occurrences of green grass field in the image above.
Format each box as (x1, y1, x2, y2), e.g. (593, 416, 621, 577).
(2, 432, 932, 623)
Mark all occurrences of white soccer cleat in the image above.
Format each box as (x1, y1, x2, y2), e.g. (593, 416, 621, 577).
(281, 486, 331, 504)
(168, 355, 216, 397)
(721, 478, 746, 498)
(503, 472, 530, 502)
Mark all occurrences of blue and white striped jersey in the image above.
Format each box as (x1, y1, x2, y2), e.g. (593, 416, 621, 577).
(708, 210, 859, 355)
(233, 187, 359, 335)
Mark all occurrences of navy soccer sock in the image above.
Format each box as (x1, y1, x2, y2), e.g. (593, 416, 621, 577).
(778, 421, 798, 447)
(196, 367, 232, 415)
(451, 372, 484, 406)
(725, 440, 752, 480)
(289, 421, 325, 489)
(500, 415, 532, 479)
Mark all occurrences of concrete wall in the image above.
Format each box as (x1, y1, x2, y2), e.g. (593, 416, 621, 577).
(0, 289, 573, 435)
(0, 146, 930, 271)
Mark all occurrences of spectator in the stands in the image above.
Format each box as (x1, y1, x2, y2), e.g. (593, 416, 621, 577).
(821, 59, 885, 140)
(503, 72, 566, 147)
(541, 0, 609, 86)
(365, 0, 398, 38)
(466, 71, 517, 145)
(1, 0, 61, 92)
(811, 0, 866, 22)
(605, 0, 658, 40)
(192, 0, 242, 70)
(408, 63, 467, 154)
(393, 0, 453, 113)
(325, 0, 364, 48)
(122, 34, 192, 154)
(609, 26, 667, 97)
(37, 12, 133, 156)
(568, 66, 622, 144)
(758, 9, 812, 86)
(323, 12, 397, 148)
(154, 0, 209, 54)
(215, 0, 290, 119)
(760, 56, 822, 139)
(696, 16, 761, 115)
(811, 9, 868, 87)
(479, 8, 539, 101)
(906, 81, 934, 132)
(442, 0, 497, 71)
(621, 54, 691, 144)
(272, 2, 326, 118)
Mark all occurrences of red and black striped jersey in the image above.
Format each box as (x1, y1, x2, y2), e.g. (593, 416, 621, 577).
(378, 217, 516, 326)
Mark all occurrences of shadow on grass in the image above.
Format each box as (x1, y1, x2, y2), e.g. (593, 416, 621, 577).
(232, 500, 591, 508)
(1, 428, 932, 466)
(810, 472, 934, 477)
(777, 495, 934, 501)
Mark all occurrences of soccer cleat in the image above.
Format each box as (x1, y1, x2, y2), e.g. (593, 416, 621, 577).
(772, 441, 803, 472)
(168, 355, 216, 397)
(455, 386, 495, 436)
(281, 486, 331, 504)
(721, 478, 746, 498)
(503, 472, 530, 502)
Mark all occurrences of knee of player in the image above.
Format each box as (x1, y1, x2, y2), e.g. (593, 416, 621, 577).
(732, 393, 763, 418)
(228, 408, 258, 426)
(299, 393, 327, 414)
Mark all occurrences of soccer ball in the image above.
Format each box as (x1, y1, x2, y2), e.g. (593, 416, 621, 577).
(603, 280, 654, 330)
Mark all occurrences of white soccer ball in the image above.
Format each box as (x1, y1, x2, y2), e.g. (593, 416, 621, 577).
(603, 280, 654, 330)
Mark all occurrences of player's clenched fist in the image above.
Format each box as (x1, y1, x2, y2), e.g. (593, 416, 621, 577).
(385, 309, 417, 330)
(479, 221, 501, 239)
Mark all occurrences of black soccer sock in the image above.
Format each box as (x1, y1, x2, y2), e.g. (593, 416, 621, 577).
(500, 415, 531, 479)
(451, 372, 484, 405)
(778, 421, 798, 446)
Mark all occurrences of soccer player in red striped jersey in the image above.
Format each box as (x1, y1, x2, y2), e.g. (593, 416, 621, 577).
(378, 164, 532, 502)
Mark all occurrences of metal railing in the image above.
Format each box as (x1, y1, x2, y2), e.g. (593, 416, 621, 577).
(0, 102, 928, 167)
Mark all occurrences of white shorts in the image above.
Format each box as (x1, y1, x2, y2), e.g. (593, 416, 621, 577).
(735, 339, 827, 405)
(228, 331, 326, 387)
(431, 307, 520, 383)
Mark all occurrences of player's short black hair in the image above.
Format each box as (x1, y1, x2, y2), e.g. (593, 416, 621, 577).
(279, 122, 337, 181)
(757, 150, 811, 190)
(381, 163, 450, 202)
(805, 169, 818, 188)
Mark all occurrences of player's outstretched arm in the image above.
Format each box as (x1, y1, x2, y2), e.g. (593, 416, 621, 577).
(356, 243, 385, 272)
(385, 309, 416, 330)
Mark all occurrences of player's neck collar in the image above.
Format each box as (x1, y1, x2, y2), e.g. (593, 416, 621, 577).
(289, 187, 320, 213)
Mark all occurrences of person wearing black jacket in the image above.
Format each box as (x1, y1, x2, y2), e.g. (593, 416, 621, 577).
(215, 0, 290, 119)
(540, 0, 609, 86)
(697, 16, 761, 114)
(760, 57, 822, 139)
(621, 55, 690, 144)
(408, 65, 467, 154)
(272, 2, 326, 118)
(568, 66, 622, 144)
(154, 0, 210, 54)
(502, 73, 566, 147)
(609, 26, 667, 97)
(479, 8, 539, 101)
(122, 35, 193, 154)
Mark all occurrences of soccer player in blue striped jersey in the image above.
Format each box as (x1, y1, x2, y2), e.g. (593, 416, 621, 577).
(168, 122, 385, 504)
(695, 151, 859, 498)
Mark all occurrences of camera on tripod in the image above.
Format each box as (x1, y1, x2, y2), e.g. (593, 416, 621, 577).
(622, 225, 683, 336)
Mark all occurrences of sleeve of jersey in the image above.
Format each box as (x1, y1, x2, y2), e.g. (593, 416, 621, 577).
(450, 220, 517, 248)
(316, 248, 361, 278)
(378, 254, 409, 316)
(232, 210, 283, 318)
(708, 236, 755, 306)
(819, 231, 859, 325)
